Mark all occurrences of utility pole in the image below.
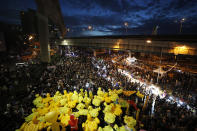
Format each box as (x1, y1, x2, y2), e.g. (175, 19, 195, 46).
(152, 25, 159, 35)
(180, 18, 185, 34)
(157, 47, 162, 84)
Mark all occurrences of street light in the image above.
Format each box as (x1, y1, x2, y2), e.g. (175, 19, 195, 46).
(124, 22, 128, 34)
(124, 22, 128, 27)
(180, 18, 185, 34)
(88, 25, 92, 30)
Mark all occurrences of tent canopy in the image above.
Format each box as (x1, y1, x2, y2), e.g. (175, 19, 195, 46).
(153, 67, 166, 75)
(126, 57, 137, 63)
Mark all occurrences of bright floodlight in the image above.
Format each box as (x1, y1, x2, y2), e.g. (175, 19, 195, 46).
(62, 40, 68, 45)
(174, 45, 189, 55)
(146, 40, 152, 43)
(29, 35, 33, 41)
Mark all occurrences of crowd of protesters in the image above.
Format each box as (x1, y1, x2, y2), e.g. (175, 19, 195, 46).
(0, 47, 196, 130)
(125, 53, 196, 108)
(102, 52, 197, 108)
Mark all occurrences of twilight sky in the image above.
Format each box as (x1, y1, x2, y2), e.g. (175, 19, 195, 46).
(0, 0, 197, 36)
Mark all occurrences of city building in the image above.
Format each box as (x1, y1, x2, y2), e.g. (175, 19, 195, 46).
(20, 9, 38, 35)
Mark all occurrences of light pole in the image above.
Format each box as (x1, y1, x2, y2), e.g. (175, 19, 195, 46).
(174, 48, 179, 61)
(146, 39, 152, 59)
(124, 22, 128, 34)
(180, 18, 185, 34)
(157, 47, 162, 84)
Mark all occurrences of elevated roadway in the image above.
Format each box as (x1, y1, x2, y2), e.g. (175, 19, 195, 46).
(60, 35, 197, 56)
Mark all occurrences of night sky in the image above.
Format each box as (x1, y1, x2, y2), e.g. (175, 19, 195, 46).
(1, 0, 197, 36)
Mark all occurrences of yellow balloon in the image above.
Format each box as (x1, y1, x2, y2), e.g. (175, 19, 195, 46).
(45, 111, 58, 123)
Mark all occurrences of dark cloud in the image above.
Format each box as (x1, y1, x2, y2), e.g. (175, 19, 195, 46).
(64, 14, 123, 27)
(62, 0, 147, 14)
(61, 0, 197, 36)
(137, 17, 179, 34)
(169, 0, 196, 10)
(1, 0, 197, 36)
(61, 0, 94, 11)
